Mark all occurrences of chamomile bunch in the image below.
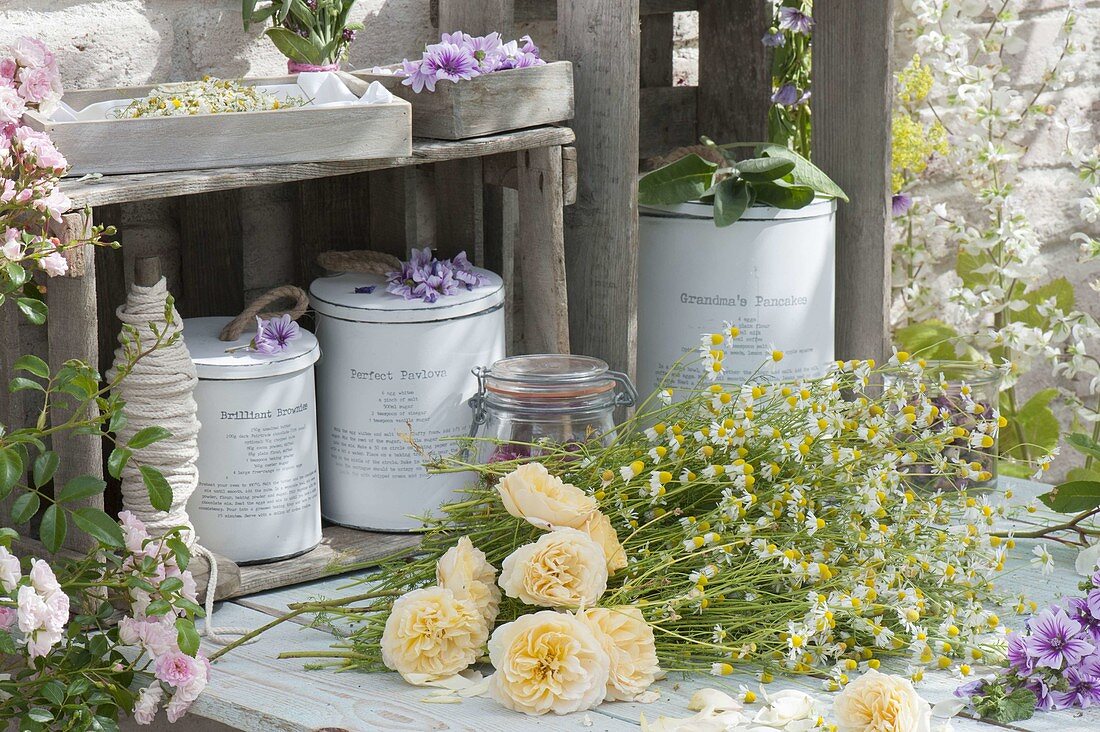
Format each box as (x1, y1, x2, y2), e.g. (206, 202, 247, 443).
(300, 331, 1016, 685)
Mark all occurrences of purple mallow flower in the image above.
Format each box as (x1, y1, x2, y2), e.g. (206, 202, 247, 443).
(892, 193, 913, 217)
(1005, 631, 1034, 674)
(761, 30, 786, 48)
(252, 314, 300, 355)
(771, 84, 803, 107)
(397, 32, 545, 93)
(1055, 667, 1100, 709)
(1024, 607, 1095, 669)
(778, 7, 814, 35)
(386, 247, 489, 304)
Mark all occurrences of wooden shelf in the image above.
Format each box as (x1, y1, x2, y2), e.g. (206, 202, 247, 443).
(63, 126, 575, 209)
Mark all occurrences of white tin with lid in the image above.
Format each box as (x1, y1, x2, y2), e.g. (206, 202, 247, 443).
(638, 199, 836, 396)
(310, 270, 506, 531)
(184, 317, 322, 564)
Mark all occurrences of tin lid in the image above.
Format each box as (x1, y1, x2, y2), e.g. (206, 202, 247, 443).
(309, 270, 505, 324)
(184, 316, 320, 380)
(640, 197, 837, 221)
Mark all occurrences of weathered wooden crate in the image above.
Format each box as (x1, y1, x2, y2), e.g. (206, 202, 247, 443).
(22, 73, 412, 176)
(353, 61, 573, 139)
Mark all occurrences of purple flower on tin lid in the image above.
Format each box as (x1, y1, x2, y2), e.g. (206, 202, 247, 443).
(778, 7, 814, 35)
(385, 247, 489, 303)
(354, 285, 377, 294)
(1024, 607, 1095, 670)
(892, 193, 913, 217)
(761, 30, 786, 47)
(252, 314, 300, 355)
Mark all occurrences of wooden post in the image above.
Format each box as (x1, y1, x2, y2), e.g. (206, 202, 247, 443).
(175, 191, 244, 318)
(48, 212, 102, 552)
(697, 0, 771, 143)
(558, 0, 640, 375)
(294, 174, 374, 285)
(435, 0, 514, 35)
(813, 0, 895, 363)
(516, 146, 570, 354)
(434, 1, 514, 264)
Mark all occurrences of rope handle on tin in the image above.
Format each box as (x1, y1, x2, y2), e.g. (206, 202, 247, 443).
(218, 285, 310, 342)
(316, 249, 402, 276)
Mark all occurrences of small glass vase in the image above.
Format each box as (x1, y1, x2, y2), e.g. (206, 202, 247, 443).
(907, 361, 1001, 493)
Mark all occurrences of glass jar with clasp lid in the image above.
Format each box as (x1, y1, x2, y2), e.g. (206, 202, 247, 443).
(467, 354, 638, 464)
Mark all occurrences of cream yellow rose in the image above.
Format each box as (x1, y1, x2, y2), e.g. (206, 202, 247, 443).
(579, 510, 627, 574)
(436, 536, 502, 627)
(497, 462, 597, 529)
(488, 610, 610, 715)
(579, 607, 660, 701)
(499, 528, 608, 608)
(833, 669, 931, 732)
(380, 587, 488, 685)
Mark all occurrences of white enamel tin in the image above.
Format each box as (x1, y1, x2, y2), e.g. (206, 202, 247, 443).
(310, 270, 506, 531)
(637, 199, 836, 397)
(184, 317, 322, 564)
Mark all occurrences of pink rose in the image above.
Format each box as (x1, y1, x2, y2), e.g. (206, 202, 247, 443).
(0, 607, 16, 630)
(39, 249, 68, 277)
(2, 228, 21, 261)
(0, 58, 16, 81)
(133, 683, 164, 725)
(29, 558, 62, 596)
(11, 37, 54, 69)
(156, 651, 207, 692)
(0, 180, 15, 204)
(119, 510, 151, 554)
(13, 125, 66, 172)
(0, 85, 26, 125)
(16, 585, 65, 659)
(165, 692, 193, 724)
(17, 66, 56, 105)
(35, 189, 71, 223)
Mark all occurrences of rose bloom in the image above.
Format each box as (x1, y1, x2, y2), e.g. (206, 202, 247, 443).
(11, 37, 55, 69)
(833, 668, 931, 732)
(488, 610, 611, 715)
(579, 607, 660, 701)
(0, 545, 20, 591)
(579, 510, 627, 574)
(499, 528, 608, 608)
(380, 586, 487, 684)
(39, 249, 69, 277)
(497, 462, 597, 529)
(133, 682, 164, 725)
(17, 66, 56, 104)
(0, 58, 16, 82)
(0, 85, 26, 125)
(436, 536, 501, 627)
(753, 689, 817, 727)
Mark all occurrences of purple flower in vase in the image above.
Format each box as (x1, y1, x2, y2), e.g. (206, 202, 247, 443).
(1054, 667, 1100, 709)
(342, 28, 357, 43)
(1088, 588, 1100, 620)
(778, 7, 814, 35)
(466, 33, 504, 66)
(519, 35, 541, 57)
(1005, 631, 1035, 674)
(400, 58, 437, 93)
(892, 193, 913, 217)
(488, 444, 532, 464)
(252, 314, 300, 355)
(761, 30, 786, 48)
(1025, 607, 1095, 669)
(423, 42, 480, 84)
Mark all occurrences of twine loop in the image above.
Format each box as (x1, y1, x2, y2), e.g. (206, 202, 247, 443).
(316, 249, 402, 276)
(218, 285, 309, 342)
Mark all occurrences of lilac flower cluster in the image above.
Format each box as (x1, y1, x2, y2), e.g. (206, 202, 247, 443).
(385, 247, 489, 303)
(960, 571, 1100, 715)
(396, 32, 545, 93)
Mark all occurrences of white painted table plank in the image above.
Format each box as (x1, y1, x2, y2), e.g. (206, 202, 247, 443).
(197, 478, 1100, 730)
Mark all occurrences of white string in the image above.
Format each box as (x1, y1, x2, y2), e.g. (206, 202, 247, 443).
(107, 278, 251, 645)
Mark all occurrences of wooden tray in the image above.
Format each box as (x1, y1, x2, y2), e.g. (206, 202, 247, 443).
(352, 61, 573, 140)
(23, 72, 412, 176)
